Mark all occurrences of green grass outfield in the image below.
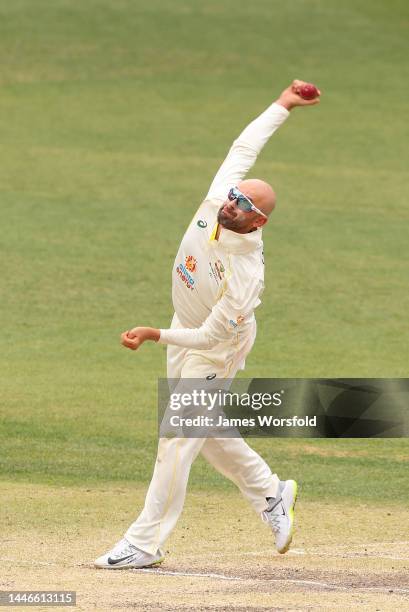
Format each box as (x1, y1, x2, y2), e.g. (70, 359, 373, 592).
(1, 0, 408, 504)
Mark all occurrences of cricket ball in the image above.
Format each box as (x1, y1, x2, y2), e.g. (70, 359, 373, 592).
(299, 83, 319, 100)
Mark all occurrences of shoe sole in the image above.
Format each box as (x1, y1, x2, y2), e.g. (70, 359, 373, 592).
(277, 480, 298, 555)
(95, 557, 165, 570)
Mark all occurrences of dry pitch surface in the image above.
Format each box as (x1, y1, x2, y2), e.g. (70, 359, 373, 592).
(1, 482, 409, 611)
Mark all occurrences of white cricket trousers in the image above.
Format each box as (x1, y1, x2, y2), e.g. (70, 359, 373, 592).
(125, 313, 279, 555)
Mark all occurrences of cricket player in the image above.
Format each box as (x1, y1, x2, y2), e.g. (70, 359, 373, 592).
(95, 80, 320, 569)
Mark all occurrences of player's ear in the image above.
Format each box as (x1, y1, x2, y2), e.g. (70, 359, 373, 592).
(254, 216, 268, 228)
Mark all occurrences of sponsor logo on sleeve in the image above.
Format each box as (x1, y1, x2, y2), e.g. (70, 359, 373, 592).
(176, 256, 197, 290)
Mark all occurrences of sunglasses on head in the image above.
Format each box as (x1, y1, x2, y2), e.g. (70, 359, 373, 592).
(227, 187, 267, 218)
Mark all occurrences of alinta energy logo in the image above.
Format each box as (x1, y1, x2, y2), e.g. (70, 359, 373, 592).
(176, 255, 197, 290)
(185, 255, 197, 273)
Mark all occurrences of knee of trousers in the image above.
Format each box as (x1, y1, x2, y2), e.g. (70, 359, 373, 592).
(156, 436, 204, 464)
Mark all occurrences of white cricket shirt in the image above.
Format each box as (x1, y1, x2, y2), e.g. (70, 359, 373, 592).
(159, 102, 290, 350)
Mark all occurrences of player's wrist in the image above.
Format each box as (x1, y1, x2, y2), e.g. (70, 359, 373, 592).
(146, 327, 160, 343)
(275, 97, 294, 111)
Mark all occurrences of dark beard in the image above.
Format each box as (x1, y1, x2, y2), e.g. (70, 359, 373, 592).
(217, 206, 256, 233)
(217, 207, 241, 231)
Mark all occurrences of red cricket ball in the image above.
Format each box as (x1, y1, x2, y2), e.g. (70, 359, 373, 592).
(299, 83, 319, 100)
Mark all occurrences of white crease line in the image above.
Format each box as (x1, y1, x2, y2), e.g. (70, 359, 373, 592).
(139, 569, 242, 581)
(139, 569, 409, 593)
(2, 558, 408, 594)
(140, 568, 343, 589)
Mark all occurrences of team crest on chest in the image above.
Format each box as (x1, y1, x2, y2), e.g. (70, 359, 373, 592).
(209, 259, 225, 285)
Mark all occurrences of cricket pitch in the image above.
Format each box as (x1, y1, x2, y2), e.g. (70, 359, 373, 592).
(1, 482, 409, 610)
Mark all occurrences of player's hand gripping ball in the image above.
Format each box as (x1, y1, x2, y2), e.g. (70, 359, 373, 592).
(299, 83, 320, 100)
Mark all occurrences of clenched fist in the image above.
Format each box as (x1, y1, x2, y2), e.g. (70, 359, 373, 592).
(121, 326, 160, 351)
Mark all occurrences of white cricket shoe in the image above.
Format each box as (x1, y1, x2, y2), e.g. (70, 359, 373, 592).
(94, 538, 164, 569)
(262, 480, 298, 554)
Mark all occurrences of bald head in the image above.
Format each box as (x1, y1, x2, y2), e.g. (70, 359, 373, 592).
(217, 178, 276, 234)
(237, 179, 276, 217)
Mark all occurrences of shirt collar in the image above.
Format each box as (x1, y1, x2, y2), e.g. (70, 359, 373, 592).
(209, 222, 263, 254)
